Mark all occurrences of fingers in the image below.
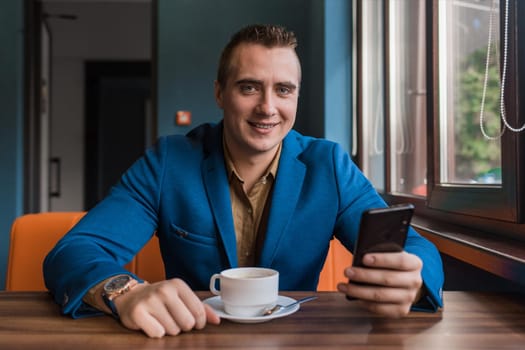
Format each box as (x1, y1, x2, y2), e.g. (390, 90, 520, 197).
(346, 266, 422, 289)
(339, 279, 419, 303)
(166, 281, 219, 329)
(170, 282, 208, 331)
(119, 295, 176, 338)
(337, 251, 424, 318)
(361, 251, 423, 271)
(135, 311, 173, 338)
(337, 281, 418, 318)
(346, 252, 423, 288)
(204, 303, 221, 325)
(117, 279, 219, 338)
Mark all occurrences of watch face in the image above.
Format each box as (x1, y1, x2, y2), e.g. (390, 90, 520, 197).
(105, 275, 131, 292)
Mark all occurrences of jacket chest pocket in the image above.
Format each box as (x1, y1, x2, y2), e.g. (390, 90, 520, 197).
(169, 223, 218, 247)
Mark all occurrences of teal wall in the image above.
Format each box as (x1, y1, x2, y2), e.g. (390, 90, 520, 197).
(157, 0, 316, 138)
(0, 1, 25, 290)
(157, 0, 352, 146)
(324, 0, 352, 153)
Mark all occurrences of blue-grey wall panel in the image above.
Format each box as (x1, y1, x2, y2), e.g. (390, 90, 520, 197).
(157, 0, 314, 137)
(0, 0, 25, 290)
(324, 0, 352, 153)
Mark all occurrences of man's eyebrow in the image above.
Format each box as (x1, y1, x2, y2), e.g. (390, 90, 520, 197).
(235, 79, 297, 89)
(235, 78, 262, 86)
(276, 81, 298, 90)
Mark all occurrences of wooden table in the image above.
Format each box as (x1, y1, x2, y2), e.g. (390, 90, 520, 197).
(0, 291, 524, 349)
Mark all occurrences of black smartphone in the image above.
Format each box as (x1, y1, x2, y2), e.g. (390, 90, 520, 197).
(352, 203, 414, 268)
(346, 203, 414, 299)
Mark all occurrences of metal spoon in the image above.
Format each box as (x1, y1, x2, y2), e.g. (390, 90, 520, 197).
(262, 296, 318, 316)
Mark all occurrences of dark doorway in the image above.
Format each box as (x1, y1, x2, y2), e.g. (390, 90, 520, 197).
(84, 61, 152, 209)
(24, 0, 152, 213)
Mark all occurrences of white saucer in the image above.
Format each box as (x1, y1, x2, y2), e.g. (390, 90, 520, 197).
(203, 295, 300, 324)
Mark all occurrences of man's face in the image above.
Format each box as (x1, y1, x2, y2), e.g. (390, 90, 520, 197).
(215, 43, 300, 160)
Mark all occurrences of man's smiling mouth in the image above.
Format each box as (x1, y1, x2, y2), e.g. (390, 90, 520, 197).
(249, 122, 279, 129)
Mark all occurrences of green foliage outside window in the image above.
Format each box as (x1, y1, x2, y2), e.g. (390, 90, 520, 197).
(456, 45, 502, 183)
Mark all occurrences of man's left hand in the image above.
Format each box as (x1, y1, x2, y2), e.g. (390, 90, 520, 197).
(337, 251, 423, 318)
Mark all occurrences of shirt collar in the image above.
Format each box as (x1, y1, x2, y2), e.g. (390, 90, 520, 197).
(223, 137, 281, 184)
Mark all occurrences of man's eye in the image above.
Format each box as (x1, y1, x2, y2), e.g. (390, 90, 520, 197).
(277, 86, 292, 95)
(240, 85, 257, 93)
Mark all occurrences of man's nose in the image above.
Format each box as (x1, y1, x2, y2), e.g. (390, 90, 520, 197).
(256, 91, 277, 116)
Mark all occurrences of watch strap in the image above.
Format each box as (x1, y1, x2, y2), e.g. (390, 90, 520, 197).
(102, 294, 120, 319)
(101, 276, 140, 319)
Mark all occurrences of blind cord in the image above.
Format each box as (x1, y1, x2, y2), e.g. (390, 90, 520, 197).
(480, 0, 525, 140)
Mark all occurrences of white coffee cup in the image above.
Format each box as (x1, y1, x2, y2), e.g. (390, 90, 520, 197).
(209, 267, 279, 317)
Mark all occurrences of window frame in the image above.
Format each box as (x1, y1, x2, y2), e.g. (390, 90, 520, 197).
(356, 0, 525, 240)
(426, 0, 524, 223)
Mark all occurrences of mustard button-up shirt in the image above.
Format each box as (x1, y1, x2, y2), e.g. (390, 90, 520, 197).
(224, 142, 281, 267)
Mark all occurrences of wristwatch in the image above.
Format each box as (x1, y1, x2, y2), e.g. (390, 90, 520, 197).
(101, 275, 140, 318)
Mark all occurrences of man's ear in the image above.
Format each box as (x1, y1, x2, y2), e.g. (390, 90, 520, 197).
(214, 80, 223, 109)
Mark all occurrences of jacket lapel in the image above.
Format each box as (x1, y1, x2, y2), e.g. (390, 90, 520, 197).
(199, 125, 306, 268)
(258, 133, 306, 265)
(201, 124, 238, 268)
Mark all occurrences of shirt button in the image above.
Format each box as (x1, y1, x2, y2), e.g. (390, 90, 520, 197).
(176, 229, 189, 238)
(247, 208, 253, 214)
(62, 293, 69, 306)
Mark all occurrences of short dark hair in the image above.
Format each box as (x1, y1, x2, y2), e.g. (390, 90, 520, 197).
(216, 24, 299, 87)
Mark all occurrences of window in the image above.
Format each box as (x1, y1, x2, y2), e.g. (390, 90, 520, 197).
(387, 0, 427, 196)
(356, 0, 525, 237)
(437, 0, 502, 186)
(359, 0, 385, 191)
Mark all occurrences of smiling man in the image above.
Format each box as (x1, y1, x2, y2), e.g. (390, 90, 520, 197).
(44, 24, 444, 338)
(216, 29, 300, 193)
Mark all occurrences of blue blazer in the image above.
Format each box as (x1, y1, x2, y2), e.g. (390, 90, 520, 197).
(44, 122, 444, 317)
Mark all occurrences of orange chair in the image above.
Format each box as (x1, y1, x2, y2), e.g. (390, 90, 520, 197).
(317, 239, 353, 291)
(5, 212, 351, 291)
(134, 234, 165, 283)
(6, 212, 87, 291)
(5, 212, 163, 291)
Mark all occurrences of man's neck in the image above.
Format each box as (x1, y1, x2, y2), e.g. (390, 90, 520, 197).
(225, 142, 279, 193)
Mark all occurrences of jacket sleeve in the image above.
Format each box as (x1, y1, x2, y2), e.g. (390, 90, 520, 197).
(43, 137, 168, 318)
(330, 142, 444, 312)
(404, 229, 444, 311)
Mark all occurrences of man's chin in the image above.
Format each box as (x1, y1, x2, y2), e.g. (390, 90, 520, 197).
(248, 141, 281, 155)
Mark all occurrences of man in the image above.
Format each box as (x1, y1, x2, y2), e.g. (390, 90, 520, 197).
(44, 24, 444, 338)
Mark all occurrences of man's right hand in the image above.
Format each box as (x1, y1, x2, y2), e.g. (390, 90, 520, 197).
(113, 278, 220, 338)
